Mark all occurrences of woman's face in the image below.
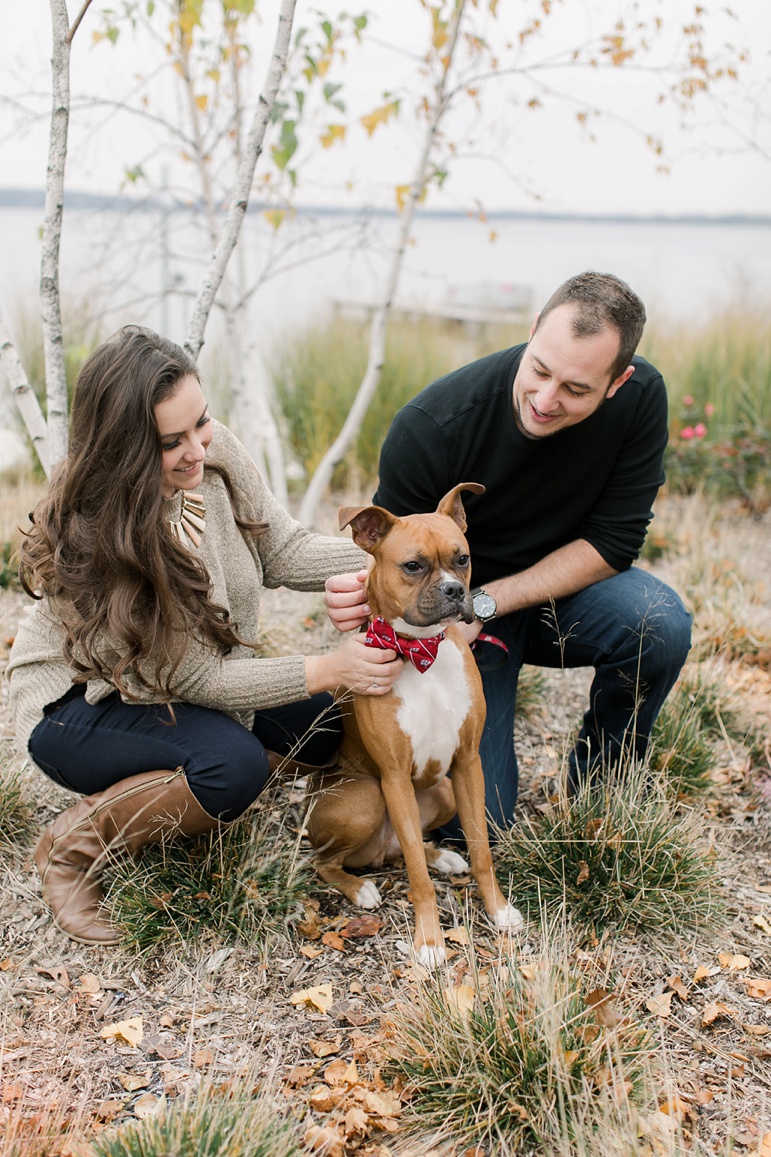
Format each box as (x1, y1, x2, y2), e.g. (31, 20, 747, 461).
(155, 374, 213, 498)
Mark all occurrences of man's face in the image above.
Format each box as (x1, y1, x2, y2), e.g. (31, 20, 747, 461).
(512, 304, 633, 439)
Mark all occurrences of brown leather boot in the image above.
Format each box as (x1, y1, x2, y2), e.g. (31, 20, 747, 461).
(34, 767, 218, 946)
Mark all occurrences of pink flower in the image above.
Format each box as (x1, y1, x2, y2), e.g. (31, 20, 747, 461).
(694, 423, 707, 438)
(683, 395, 694, 407)
(704, 402, 715, 417)
(681, 426, 696, 440)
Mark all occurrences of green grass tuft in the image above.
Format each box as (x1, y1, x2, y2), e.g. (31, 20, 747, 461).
(386, 934, 653, 1155)
(495, 768, 724, 938)
(106, 790, 310, 953)
(0, 760, 35, 847)
(649, 687, 716, 799)
(88, 1085, 301, 1157)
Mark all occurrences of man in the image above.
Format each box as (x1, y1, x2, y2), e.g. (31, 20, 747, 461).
(326, 271, 691, 837)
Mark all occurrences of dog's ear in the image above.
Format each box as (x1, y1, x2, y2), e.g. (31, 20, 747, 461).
(436, 482, 485, 533)
(339, 504, 398, 552)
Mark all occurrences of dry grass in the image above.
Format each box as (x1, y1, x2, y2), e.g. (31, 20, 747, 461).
(0, 489, 769, 1155)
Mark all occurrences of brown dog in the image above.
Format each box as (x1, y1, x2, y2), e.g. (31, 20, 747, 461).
(305, 483, 523, 966)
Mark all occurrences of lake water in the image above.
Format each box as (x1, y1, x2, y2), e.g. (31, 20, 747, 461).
(1, 204, 770, 416)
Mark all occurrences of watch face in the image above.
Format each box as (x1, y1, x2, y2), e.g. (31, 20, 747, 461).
(473, 591, 496, 621)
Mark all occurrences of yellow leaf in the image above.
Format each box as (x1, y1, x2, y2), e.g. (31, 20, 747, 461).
(718, 952, 751, 970)
(322, 930, 346, 952)
(320, 124, 346, 149)
(692, 964, 715, 983)
(290, 983, 333, 1014)
(646, 991, 673, 1018)
(360, 101, 399, 137)
(263, 209, 286, 232)
(395, 184, 412, 211)
(300, 944, 324, 960)
(100, 1017, 143, 1047)
(195, 93, 208, 112)
(445, 984, 475, 1018)
(667, 976, 689, 1001)
(446, 926, 470, 945)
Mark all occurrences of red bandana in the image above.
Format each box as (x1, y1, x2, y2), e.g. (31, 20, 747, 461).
(365, 617, 445, 673)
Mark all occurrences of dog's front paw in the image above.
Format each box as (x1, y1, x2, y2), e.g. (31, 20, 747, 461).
(492, 903, 525, 932)
(431, 848, 470, 875)
(354, 879, 382, 909)
(416, 942, 448, 968)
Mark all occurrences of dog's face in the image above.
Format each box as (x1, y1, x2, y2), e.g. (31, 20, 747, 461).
(339, 484, 484, 631)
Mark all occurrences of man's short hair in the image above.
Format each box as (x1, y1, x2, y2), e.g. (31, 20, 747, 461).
(534, 271, 646, 382)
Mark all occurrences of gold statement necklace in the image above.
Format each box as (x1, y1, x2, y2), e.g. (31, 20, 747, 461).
(169, 492, 206, 548)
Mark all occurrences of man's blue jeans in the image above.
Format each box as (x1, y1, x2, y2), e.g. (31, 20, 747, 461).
(441, 567, 691, 842)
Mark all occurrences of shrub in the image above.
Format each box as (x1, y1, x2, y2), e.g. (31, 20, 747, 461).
(495, 767, 723, 938)
(106, 788, 310, 953)
(386, 932, 654, 1155)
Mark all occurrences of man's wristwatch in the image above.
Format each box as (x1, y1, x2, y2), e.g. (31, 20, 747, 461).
(470, 587, 497, 623)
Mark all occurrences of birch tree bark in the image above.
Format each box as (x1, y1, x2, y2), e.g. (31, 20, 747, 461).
(0, 311, 51, 477)
(297, 1, 467, 529)
(40, 0, 82, 467)
(184, 0, 297, 363)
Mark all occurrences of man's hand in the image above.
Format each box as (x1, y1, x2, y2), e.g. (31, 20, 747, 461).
(454, 618, 483, 647)
(325, 569, 371, 633)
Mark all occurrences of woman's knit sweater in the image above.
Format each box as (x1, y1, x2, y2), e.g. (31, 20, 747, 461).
(7, 420, 364, 761)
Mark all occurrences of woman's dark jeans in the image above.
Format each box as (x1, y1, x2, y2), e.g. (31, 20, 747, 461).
(29, 689, 341, 821)
(441, 567, 692, 842)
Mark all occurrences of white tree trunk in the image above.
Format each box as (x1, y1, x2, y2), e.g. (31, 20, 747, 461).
(0, 309, 51, 476)
(41, 0, 74, 467)
(297, 1, 467, 529)
(184, 0, 297, 363)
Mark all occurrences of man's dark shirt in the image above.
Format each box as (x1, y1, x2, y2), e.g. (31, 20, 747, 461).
(373, 343, 668, 588)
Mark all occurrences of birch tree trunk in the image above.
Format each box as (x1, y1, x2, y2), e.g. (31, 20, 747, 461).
(0, 310, 51, 477)
(41, 0, 76, 467)
(184, 0, 297, 363)
(297, 1, 467, 529)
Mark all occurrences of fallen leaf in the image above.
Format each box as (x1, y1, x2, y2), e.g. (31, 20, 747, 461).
(742, 977, 771, 1000)
(308, 1038, 341, 1058)
(576, 860, 590, 885)
(300, 945, 323, 960)
(743, 1024, 771, 1035)
(1, 1083, 23, 1103)
(363, 1088, 402, 1117)
(348, 980, 364, 995)
(159, 1012, 175, 1028)
(343, 1105, 368, 1141)
(290, 984, 333, 1014)
(692, 964, 719, 983)
(586, 987, 620, 1028)
(445, 984, 475, 1017)
(701, 1002, 736, 1026)
(658, 1095, 688, 1120)
(718, 953, 751, 971)
(446, 926, 471, 945)
(94, 1098, 124, 1121)
(667, 976, 689, 1001)
(100, 1017, 143, 1047)
(308, 1086, 346, 1113)
(321, 931, 346, 952)
(117, 1071, 150, 1092)
(754, 913, 771, 936)
(695, 1089, 714, 1105)
(340, 914, 384, 938)
(646, 991, 674, 1018)
(520, 962, 538, 980)
(193, 1049, 214, 1068)
(78, 973, 102, 994)
(759, 1132, 771, 1157)
(324, 1057, 358, 1086)
(133, 1092, 163, 1120)
(304, 1123, 345, 1156)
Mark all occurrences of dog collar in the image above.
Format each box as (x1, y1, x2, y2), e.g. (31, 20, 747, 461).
(364, 617, 445, 673)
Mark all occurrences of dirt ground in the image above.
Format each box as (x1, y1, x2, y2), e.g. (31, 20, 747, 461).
(1, 494, 771, 1155)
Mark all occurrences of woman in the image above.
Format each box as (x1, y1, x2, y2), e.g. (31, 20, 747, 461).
(8, 326, 402, 946)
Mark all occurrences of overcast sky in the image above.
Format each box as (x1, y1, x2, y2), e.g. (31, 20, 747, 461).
(1, 0, 769, 218)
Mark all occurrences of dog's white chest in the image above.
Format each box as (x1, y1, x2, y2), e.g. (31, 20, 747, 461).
(394, 639, 473, 779)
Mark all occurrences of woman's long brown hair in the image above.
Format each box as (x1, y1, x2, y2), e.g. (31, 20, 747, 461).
(19, 326, 263, 701)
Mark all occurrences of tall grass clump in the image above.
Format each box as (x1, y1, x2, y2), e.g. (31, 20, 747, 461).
(386, 930, 656, 1156)
(649, 683, 716, 799)
(495, 767, 723, 937)
(88, 1082, 301, 1157)
(272, 317, 461, 489)
(641, 308, 771, 506)
(0, 759, 34, 848)
(107, 789, 309, 953)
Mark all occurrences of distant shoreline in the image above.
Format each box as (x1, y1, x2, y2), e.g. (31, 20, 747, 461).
(0, 187, 768, 228)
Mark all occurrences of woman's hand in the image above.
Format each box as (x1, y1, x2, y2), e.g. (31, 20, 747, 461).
(305, 633, 403, 697)
(324, 569, 371, 633)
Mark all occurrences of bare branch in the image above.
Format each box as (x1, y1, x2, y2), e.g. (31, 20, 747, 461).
(67, 0, 95, 44)
(184, 0, 298, 362)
